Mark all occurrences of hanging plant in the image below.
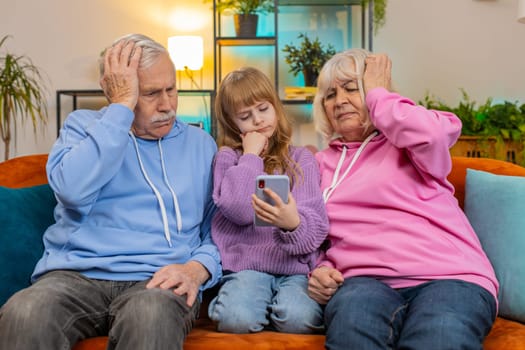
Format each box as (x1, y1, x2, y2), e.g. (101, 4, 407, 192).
(362, 0, 388, 34)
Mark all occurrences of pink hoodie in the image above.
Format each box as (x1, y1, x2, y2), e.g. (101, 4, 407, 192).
(315, 87, 498, 300)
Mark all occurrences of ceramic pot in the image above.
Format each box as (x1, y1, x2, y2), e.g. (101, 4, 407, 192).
(234, 14, 258, 37)
(302, 68, 318, 87)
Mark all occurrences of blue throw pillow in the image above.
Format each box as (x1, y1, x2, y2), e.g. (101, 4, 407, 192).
(0, 184, 56, 305)
(465, 169, 525, 323)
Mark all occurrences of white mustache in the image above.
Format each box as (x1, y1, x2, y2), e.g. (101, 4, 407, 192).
(151, 111, 176, 123)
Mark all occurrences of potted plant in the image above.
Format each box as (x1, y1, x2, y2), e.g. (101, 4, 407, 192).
(0, 35, 48, 161)
(282, 33, 336, 87)
(213, 0, 275, 37)
(420, 89, 525, 165)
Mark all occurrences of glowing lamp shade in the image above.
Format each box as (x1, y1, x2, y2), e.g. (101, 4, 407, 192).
(519, 0, 525, 23)
(168, 36, 204, 71)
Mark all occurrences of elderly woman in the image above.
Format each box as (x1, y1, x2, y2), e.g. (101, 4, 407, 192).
(308, 49, 498, 350)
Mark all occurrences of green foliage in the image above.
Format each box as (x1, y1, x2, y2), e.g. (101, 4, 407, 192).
(420, 89, 525, 164)
(361, 0, 388, 34)
(210, 0, 387, 30)
(420, 89, 525, 141)
(0, 35, 48, 160)
(212, 0, 275, 15)
(282, 33, 336, 83)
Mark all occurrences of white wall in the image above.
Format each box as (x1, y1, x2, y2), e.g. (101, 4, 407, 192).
(375, 0, 525, 105)
(1, 0, 524, 158)
(0, 0, 211, 159)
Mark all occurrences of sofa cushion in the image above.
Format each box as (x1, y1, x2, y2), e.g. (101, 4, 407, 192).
(465, 169, 525, 323)
(449, 156, 525, 209)
(0, 184, 56, 305)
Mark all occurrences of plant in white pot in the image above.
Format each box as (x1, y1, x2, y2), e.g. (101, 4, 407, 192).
(0, 35, 48, 161)
(214, 0, 275, 37)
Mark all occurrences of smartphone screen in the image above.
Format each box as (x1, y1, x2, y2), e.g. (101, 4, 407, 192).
(254, 175, 290, 226)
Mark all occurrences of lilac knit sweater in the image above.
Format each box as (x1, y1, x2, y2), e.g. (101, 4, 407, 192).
(211, 146, 329, 275)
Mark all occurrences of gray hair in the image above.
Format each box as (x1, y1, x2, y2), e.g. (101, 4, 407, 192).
(98, 33, 169, 77)
(312, 48, 372, 141)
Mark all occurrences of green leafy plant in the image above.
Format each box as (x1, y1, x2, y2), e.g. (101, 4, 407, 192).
(362, 0, 388, 34)
(282, 33, 336, 86)
(212, 0, 275, 15)
(208, 0, 275, 37)
(0, 35, 48, 160)
(210, 1, 387, 32)
(420, 89, 525, 164)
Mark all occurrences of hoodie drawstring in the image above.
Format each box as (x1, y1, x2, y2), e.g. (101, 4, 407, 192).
(323, 130, 378, 203)
(158, 139, 182, 235)
(129, 131, 183, 247)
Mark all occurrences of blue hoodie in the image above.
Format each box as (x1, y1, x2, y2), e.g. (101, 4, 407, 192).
(32, 103, 221, 292)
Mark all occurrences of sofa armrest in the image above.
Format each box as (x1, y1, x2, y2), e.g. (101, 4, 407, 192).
(0, 154, 49, 188)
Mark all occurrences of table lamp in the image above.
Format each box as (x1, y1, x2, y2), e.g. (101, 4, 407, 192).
(168, 35, 204, 89)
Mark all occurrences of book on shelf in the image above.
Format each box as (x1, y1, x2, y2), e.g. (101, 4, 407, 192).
(284, 86, 317, 101)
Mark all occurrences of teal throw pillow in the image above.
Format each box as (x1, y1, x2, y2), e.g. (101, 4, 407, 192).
(0, 184, 56, 305)
(465, 169, 525, 323)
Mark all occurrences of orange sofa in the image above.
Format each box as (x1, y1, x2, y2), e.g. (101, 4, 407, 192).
(1, 154, 525, 350)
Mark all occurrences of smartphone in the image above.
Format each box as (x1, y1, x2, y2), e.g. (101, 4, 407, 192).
(254, 175, 290, 226)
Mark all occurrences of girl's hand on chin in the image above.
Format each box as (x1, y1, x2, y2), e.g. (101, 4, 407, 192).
(241, 132, 268, 156)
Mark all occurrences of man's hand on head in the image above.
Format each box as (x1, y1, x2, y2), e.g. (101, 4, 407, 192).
(99, 40, 142, 111)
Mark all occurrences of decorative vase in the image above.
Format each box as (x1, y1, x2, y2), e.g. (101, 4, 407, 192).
(302, 68, 318, 87)
(233, 14, 258, 37)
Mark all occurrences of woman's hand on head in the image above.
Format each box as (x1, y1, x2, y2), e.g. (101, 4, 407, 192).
(241, 131, 268, 156)
(308, 266, 344, 305)
(363, 53, 392, 94)
(251, 189, 300, 231)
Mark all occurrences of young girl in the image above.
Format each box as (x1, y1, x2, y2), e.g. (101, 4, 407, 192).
(208, 67, 329, 334)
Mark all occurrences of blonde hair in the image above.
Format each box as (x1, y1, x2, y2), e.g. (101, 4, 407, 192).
(313, 48, 373, 141)
(215, 67, 301, 185)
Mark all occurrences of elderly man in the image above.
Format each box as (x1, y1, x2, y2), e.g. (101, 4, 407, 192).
(0, 33, 220, 350)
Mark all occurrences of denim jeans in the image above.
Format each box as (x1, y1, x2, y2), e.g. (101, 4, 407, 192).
(0, 270, 199, 350)
(208, 270, 323, 334)
(324, 277, 497, 350)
